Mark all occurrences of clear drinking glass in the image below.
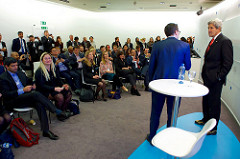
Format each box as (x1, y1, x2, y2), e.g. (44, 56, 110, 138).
(188, 70, 196, 86)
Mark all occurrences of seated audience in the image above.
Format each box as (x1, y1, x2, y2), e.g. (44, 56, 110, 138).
(11, 52, 32, 72)
(115, 51, 140, 96)
(55, 36, 64, 53)
(83, 51, 107, 101)
(35, 52, 72, 111)
(155, 36, 161, 42)
(147, 37, 154, 52)
(139, 48, 150, 91)
(0, 57, 70, 140)
(64, 46, 74, 59)
(123, 45, 129, 56)
(100, 51, 128, 92)
(141, 38, 147, 50)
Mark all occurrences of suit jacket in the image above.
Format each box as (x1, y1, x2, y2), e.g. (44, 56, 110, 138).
(202, 33, 233, 86)
(41, 36, 54, 53)
(0, 71, 32, 108)
(27, 41, 42, 62)
(12, 38, 27, 53)
(0, 41, 8, 57)
(149, 37, 191, 82)
(112, 42, 122, 48)
(35, 68, 63, 97)
(82, 41, 91, 50)
(67, 40, 74, 48)
(125, 43, 133, 49)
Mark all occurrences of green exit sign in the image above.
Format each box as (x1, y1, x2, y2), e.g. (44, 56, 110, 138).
(41, 26, 48, 30)
(40, 21, 46, 25)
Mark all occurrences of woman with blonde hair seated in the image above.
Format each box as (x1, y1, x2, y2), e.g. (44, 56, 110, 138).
(100, 51, 128, 92)
(35, 52, 72, 111)
(83, 50, 107, 101)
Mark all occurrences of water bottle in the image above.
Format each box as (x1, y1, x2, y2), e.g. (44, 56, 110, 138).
(178, 64, 185, 84)
(0, 143, 12, 148)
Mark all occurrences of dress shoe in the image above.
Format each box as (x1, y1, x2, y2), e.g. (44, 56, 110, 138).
(43, 131, 59, 140)
(135, 89, 141, 96)
(207, 130, 217, 135)
(131, 87, 135, 95)
(145, 86, 149, 91)
(195, 119, 205, 125)
(121, 86, 128, 92)
(145, 134, 153, 146)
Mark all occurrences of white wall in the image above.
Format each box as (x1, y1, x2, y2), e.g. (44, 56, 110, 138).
(0, 0, 197, 54)
(194, 0, 240, 125)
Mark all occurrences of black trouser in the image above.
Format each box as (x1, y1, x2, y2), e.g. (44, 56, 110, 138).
(60, 71, 75, 90)
(7, 91, 57, 132)
(124, 73, 136, 87)
(70, 70, 82, 89)
(202, 81, 223, 130)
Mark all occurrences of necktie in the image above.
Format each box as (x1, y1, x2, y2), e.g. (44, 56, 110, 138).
(206, 38, 214, 53)
(21, 39, 25, 54)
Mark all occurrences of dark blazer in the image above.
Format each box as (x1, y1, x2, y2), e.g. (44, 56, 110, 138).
(0, 71, 32, 109)
(68, 53, 85, 70)
(67, 40, 74, 48)
(115, 58, 134, 77)
(125, 43, 133, 49)
(12, 38, 27, 53)
(149, 37, 191, 82)
(35, 68, 63, 97)
(0, 41, 8, 57)
(112, 42, 122, 49)
(202, 33, 233, 86)
(82, 41, 91, 50)
(41, 36, 54, 53)
(139, 53, 150, 67)
(0, 65, 5, 75)
(27, 41, 42, 62)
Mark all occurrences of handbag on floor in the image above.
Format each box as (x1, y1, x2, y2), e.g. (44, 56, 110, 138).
(108, 89, 121, 99)
(68, 99, 80, 115)
(79, 87, 94, 102)
(10, 118, 39, 147)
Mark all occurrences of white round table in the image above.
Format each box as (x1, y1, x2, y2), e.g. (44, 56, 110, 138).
(149, 79, 209, 127)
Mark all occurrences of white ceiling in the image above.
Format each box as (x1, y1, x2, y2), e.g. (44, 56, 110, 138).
(46, 0, 223, 12)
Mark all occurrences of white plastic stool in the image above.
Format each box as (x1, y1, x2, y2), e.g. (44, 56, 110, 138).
(152, 119, 216, 158)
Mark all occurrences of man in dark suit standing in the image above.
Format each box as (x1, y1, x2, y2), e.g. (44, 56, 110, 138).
(195, 18, 233, 135)
(27, 35, 42, 62)
(146, 23, 191, 144)
(82, 37, 91, 52)
(112, 37, 121, 49)
(0, 33, 8, 59)
(0, 57, 70, 140)
(66, 35, 74, 48)
(12, 31, 28, 56)
(41, 30, 54, 53)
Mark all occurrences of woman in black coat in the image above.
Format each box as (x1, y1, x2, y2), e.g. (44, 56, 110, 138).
(83, 50, 107, 101)
(115, 51, 141, 96)
(35, 52, 72, 111)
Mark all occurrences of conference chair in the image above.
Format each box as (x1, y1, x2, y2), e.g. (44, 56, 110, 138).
(152, 119, 216, 158)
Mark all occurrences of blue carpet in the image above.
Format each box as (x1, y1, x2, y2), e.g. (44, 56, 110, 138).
(129, 112, 240, 159)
